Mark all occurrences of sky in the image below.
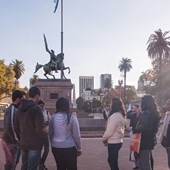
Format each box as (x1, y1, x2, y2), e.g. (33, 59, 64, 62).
(1, 0, 170, 98)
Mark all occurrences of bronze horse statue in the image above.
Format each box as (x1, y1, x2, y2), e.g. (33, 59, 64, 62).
(34, 53, 70, 79)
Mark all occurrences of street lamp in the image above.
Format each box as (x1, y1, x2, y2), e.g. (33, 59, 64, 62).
(118, 80, 123, 99)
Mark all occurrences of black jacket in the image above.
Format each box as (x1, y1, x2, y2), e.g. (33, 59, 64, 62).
(130, 113, 141, 133)
(134, 110, 159, 150)
(2, 104, 19, 144)
(15, 99, 47, 150)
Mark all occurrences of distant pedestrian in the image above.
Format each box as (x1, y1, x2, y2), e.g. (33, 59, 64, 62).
(129, 104, 141, 169)
(2, 90, 24, 170)
(49, 97, 82, 170)
(159, 98, 170, 169)
(38, 100, 51, 170)
(15, 86, 47, 170)
(133, 95, 160, 170)
(102, 97, 126, 170)
(102, 107, 110, 121)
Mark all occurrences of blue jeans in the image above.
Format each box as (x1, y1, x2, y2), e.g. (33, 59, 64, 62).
(107, 143, 122, 170)
(2, 140, 20, 170)
(21, 149, 41, 170)
(166, 148, 170, 168)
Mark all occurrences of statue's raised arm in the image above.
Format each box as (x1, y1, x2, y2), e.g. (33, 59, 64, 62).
(43, 34, 51, 54)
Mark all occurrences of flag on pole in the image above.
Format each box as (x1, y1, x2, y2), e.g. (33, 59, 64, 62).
(54, 0, 59, 13)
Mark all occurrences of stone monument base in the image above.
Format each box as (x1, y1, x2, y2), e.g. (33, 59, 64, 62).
(35, 79, 73, 114)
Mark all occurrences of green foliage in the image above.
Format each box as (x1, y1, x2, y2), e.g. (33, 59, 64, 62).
(0, 60, 15, 100)
(104, 78, 112, 89)
(83, 101, 91, 113)
(102, 93, 112, 108)
(76, 97, 84, 110)
(139, 53, 170, 105)
(11, 59, 25, 80)
(30, 75, 39, 86)
(126, 86, 138, 103)
(92, 98, 101, 109)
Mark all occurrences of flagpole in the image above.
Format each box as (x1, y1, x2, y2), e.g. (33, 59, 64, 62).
(61, 0, 63, 54)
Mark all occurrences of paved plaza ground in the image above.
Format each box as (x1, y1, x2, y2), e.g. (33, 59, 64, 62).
(0, 138, 169, 170)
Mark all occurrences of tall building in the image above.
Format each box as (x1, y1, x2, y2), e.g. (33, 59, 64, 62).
(100, 74, 112, 89)
(79, 76, 94, 97)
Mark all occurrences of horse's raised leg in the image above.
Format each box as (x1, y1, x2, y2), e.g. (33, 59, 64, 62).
(49, 73, 55, 79)
(44, 73, 49, 79)
(61, 70, 67, 79)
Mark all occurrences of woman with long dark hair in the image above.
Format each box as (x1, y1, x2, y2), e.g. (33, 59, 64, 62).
(134, 95, 160, 170)
(49, 97, 82, 170)
(102, 97, 126, 170)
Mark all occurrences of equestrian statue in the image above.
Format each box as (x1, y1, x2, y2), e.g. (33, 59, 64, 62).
(34, 34, 70, 79)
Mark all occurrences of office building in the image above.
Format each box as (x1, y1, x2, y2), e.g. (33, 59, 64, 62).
(79, 76, 94, 97)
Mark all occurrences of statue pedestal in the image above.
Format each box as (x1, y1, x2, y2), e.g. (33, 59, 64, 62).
(35, 79, 73, 113)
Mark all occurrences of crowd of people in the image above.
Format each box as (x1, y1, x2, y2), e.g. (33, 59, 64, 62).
(1, 86, 170, 170)
(2, 86, 82, 170)
(102, 95, 169, 170)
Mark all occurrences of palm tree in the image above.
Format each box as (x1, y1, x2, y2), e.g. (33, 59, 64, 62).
(118, 57, 132, 103)
(147, 29, 170, 85)
(104, 78, 112, 93)
(11, 59, 25, 80)
(11, 59, 25, 89)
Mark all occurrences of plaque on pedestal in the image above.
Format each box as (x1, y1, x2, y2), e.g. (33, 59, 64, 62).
(34, 79, 73, 113)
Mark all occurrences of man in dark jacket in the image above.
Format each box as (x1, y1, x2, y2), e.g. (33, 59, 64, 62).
(129, 104, 141, 169)
(2, 90, 24, 170)
(15, 86, 47, 170)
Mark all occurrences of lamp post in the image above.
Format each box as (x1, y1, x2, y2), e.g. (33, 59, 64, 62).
(118, 79, 123, 99)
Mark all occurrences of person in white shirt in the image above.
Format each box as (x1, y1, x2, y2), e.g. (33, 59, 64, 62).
(49, 97, 82, 170)
(38, 100, 51, 170)
(102, 97, 126, 170)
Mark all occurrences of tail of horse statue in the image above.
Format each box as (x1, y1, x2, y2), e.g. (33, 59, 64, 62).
(34, 63, 43, 74)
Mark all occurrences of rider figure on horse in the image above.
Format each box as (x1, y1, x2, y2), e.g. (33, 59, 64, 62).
(34, 34, 70, 79)
(43, 34, 58, 72)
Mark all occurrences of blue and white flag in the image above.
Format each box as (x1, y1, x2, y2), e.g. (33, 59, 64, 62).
(54, 0, 59, 13)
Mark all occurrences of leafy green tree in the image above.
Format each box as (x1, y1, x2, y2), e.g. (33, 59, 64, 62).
(83, 100, 91, 113)
(0, 60, 15, 100)
(102, 93, 112, 108)
(76, 97, 84, 110)
(126, 86, 138, 104)
(160, 60, 170, 103)
(138, 70, 157, 94)
(91, 98, 101, 112)
(139, 59, 170, 104)
(118, 57, 132, 102)
(30, 75, 39, 86)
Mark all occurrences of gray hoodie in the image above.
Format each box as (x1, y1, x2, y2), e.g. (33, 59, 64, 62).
(49, 112, 82, 151)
